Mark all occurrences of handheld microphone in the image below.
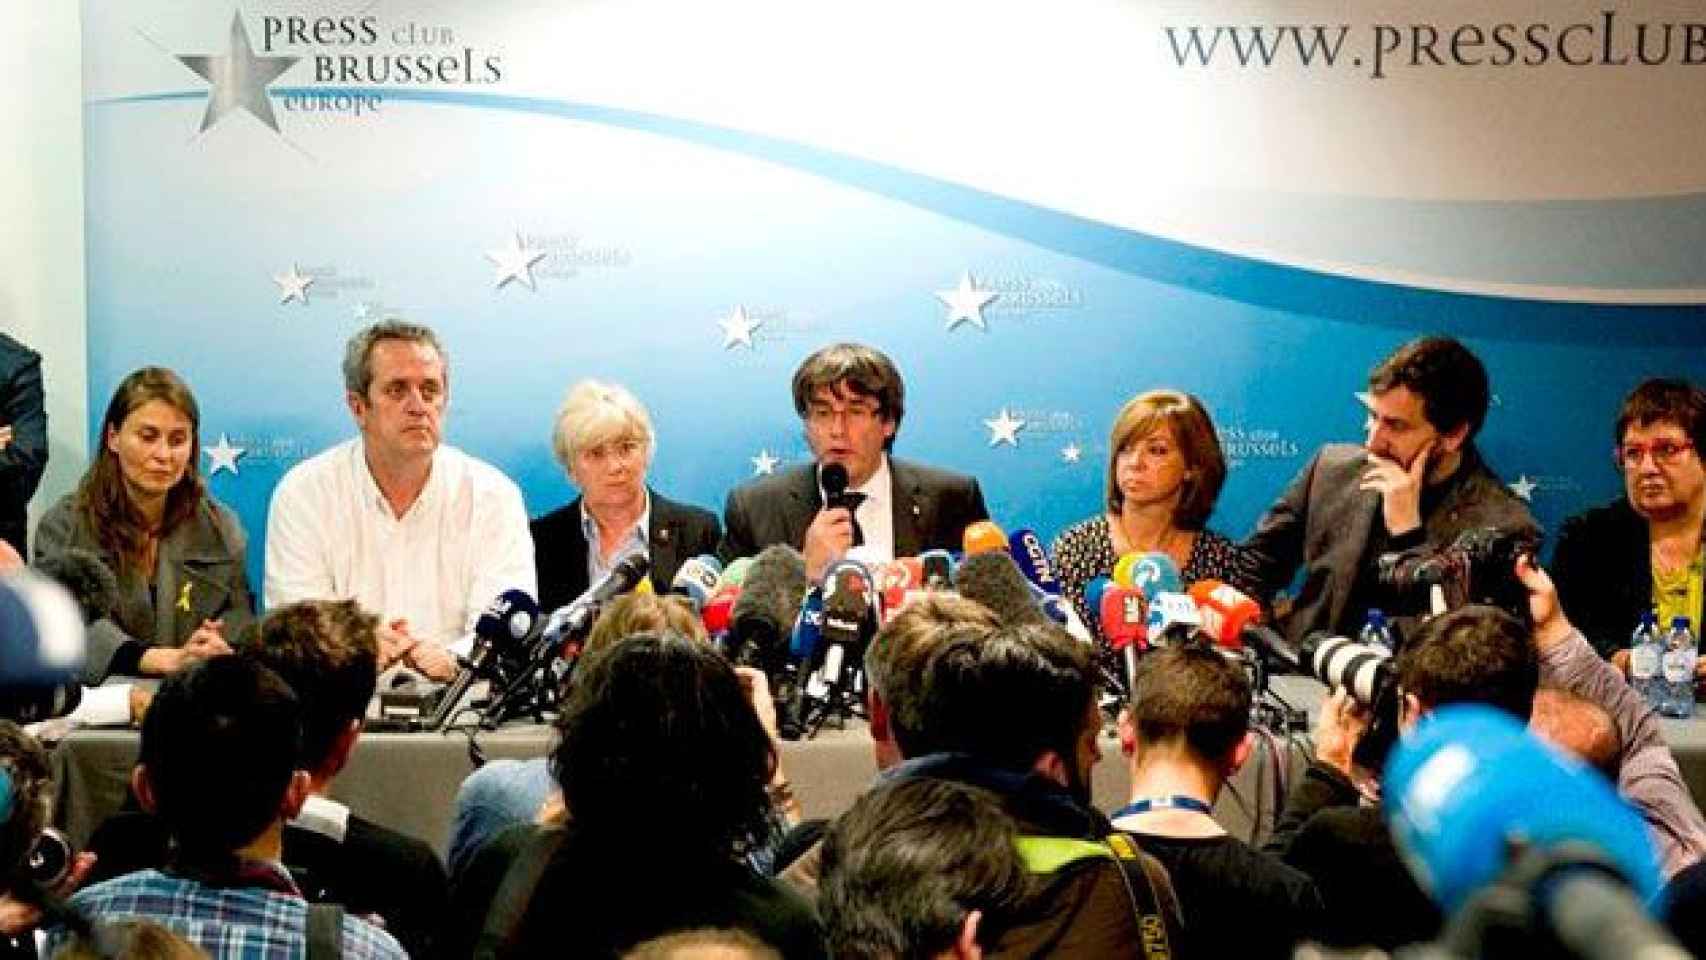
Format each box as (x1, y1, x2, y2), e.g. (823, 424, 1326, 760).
(0, 571, 87, 722)
(538, 551, 652, 653)
(729, 545, 810, 673)
(919, 549, 955, 590)
(1006, 528, 1060, 594)
(789, 586, 824, 660)
(1122, 552, 1183, 600)
(872, 560, 917, 619)
(717, 556, 755, 590)
(953, 551, 1049, 627)
(1143, 591, 1202, 646)
(702, 585, 739, 637)
(821, 463, 865, 547)
(668, 554, 723, 611)
(962, 520, 1008, 556)
(431, 589, 540, 730)
(1385, 705, 1663, 919)
(31, 549, 120, 625)
(1188, 580, 1260, 650)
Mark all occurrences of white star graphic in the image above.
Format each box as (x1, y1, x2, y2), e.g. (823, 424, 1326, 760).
(1509, 475, 1537, 502)
(204, 434, 246, 476)
(751, 449, 780, 476)
(273, 265, 313, 305)
(486, 232, 547, 290)
(1061, 443, 1083, 464)
(936, 272, 998, 331)
(984, 409, 1026, 447)
(175, 13, 300, 134)
(719, 306, 763, 350)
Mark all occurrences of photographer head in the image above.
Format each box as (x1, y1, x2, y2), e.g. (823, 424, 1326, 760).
(864, 594, 1000, 771)
(819, 778, 1034, 960)
(1119, 646, 1253, 798)
(133, 657, 307, 863)
(910, 622, 1101, 802)
(244, 599, 377, 789)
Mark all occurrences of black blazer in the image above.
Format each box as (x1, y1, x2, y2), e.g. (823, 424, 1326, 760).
(1551, 496, 1659, 658)
(530, 488, 722, 612)
(0, 334, 47, 557)
(718, 457, 990, 562)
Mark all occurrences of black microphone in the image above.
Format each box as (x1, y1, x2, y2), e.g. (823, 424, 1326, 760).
(729, 545, 809, 674)
(952, 551, 1049, 627)
(32, 549, 119, 625)
(821, 462, 865, 547)
(538, 551, 652, 653)
(430, 589, 540, 730)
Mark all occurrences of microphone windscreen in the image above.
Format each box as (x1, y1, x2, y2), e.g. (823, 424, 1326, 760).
(953, 551, 1047, 626)
(670, 554, 724, 610)
(732, 545, 810, 641)
(919, 550, 955, 589)
(1098, 586, 1147, 651)
(1084, 576, 1114, 615)
(702, 586, 739, 636)
(1128, 552, 1184, 602)
(821, 462, 850, 498)
(0, 571, 87, 685)
(718, 556, 754, 589)
(962, 520, 1008, 556)
(473, 589, 541, 646)
(1385, 704, 1662, 917)
(32, 548, 119, 624)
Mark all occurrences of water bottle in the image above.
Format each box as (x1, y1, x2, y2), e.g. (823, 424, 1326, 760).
(1359, 609, 1396, 652)
(1630, 611, 1663, 713)
(1661, 616, 1698, 719)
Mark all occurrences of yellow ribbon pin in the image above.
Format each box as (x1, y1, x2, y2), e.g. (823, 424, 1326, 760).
(176, 582, 193, 613)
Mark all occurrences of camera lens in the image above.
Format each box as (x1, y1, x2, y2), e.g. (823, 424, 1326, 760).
(26, 829, 72, 888)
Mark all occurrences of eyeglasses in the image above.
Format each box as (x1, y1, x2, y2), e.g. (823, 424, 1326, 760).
(1615, 439, 1695, 469)
(581, 439, 646, 464)
(806, 403, 882, 428)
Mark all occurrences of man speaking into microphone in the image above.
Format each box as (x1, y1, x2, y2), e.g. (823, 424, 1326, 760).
(720, 343, 990, 579)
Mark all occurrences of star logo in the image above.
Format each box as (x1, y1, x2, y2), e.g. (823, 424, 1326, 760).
(487, 232, 548, 290)
(204, 434, 246, 476)
(751, 449, 780, 476)
(273, 265, 313, 305)
(984, 409, 1026, 448)
(1061, 443, 1083, 464)
(936, 272, 998, 331)
(175, 14, 300, 135)
(1509, 475, 1537, 502)
(719, 306, 763, 350)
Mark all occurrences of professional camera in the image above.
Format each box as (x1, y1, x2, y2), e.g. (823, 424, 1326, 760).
(1378, 526, 1542, 627)
(1303, 632, 1402, 772)
(23, 829, 73, 888)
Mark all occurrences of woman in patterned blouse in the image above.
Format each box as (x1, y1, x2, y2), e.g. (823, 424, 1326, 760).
(1052, 389, 1262, 643)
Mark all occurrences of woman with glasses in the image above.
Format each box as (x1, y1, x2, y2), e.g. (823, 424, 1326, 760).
(530, 380, 721, 612)
(1553, 378, 1706, 661)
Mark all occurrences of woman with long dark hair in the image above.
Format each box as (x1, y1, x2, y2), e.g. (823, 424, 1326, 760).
(34, 367, 253, 683)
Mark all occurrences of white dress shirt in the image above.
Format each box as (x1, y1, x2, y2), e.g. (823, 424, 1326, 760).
(264, 439, 536, 647)
(818, 456, 895, 562)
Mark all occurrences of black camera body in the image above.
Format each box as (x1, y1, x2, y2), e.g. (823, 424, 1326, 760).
(1378, 526, 1542, 626)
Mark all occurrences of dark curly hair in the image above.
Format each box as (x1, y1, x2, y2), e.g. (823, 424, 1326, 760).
(550, 635, 776, 860)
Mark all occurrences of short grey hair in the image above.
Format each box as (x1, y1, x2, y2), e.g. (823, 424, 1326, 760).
(552, 379, 656, 470)
(342, 320, 448, 398)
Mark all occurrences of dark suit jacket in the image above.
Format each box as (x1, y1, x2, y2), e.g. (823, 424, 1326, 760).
(0, 335, 47, 557)
(530, 488, 721, 612)
(34, 493, 256, 684)
(1551, 496, 1656, 658)
(717, 458, 990, 562)
(1244, 443, 1537, 643)
(85, 807, 449, 960)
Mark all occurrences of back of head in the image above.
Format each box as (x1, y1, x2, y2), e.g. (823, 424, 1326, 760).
(910, 622, 1096, 773)
(1530, 686, 1620, 779)
(52, 919, 209, 960)
(139, 657, 301, 857)
(245, 600, 378, 775)
(820, 778, 1032, 960)
(1368, 335, 1490, 440)
(584, 592, 708, 657)
(1128, 646, 1251, 764)
(1395, 604, 1538, 722)
(552, 635, 774, 859)
(0, 720, 51, 890)
(621, 928, 781, 960)
(864, 594, 1001, 758)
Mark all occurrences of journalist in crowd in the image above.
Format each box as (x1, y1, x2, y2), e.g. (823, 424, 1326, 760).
(34, 367, 252, 684)
(529, 379, 720, 613)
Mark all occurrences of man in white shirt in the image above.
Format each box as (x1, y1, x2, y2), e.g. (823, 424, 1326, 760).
(719, 342, 989, 579)
(264, 320, 535, 680)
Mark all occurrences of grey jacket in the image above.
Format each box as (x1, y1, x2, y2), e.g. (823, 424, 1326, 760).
(34, 493, 255, 684)
(1245, 442, 1537, 643)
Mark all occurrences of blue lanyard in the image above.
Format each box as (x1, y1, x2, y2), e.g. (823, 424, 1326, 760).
(1113, 795, 1214, 819)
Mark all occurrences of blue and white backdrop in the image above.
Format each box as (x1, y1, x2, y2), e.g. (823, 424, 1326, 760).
(82, 1, 1706, 594)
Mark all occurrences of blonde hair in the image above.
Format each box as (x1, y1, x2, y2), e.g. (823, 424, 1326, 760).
(551, 380, 656, 472)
